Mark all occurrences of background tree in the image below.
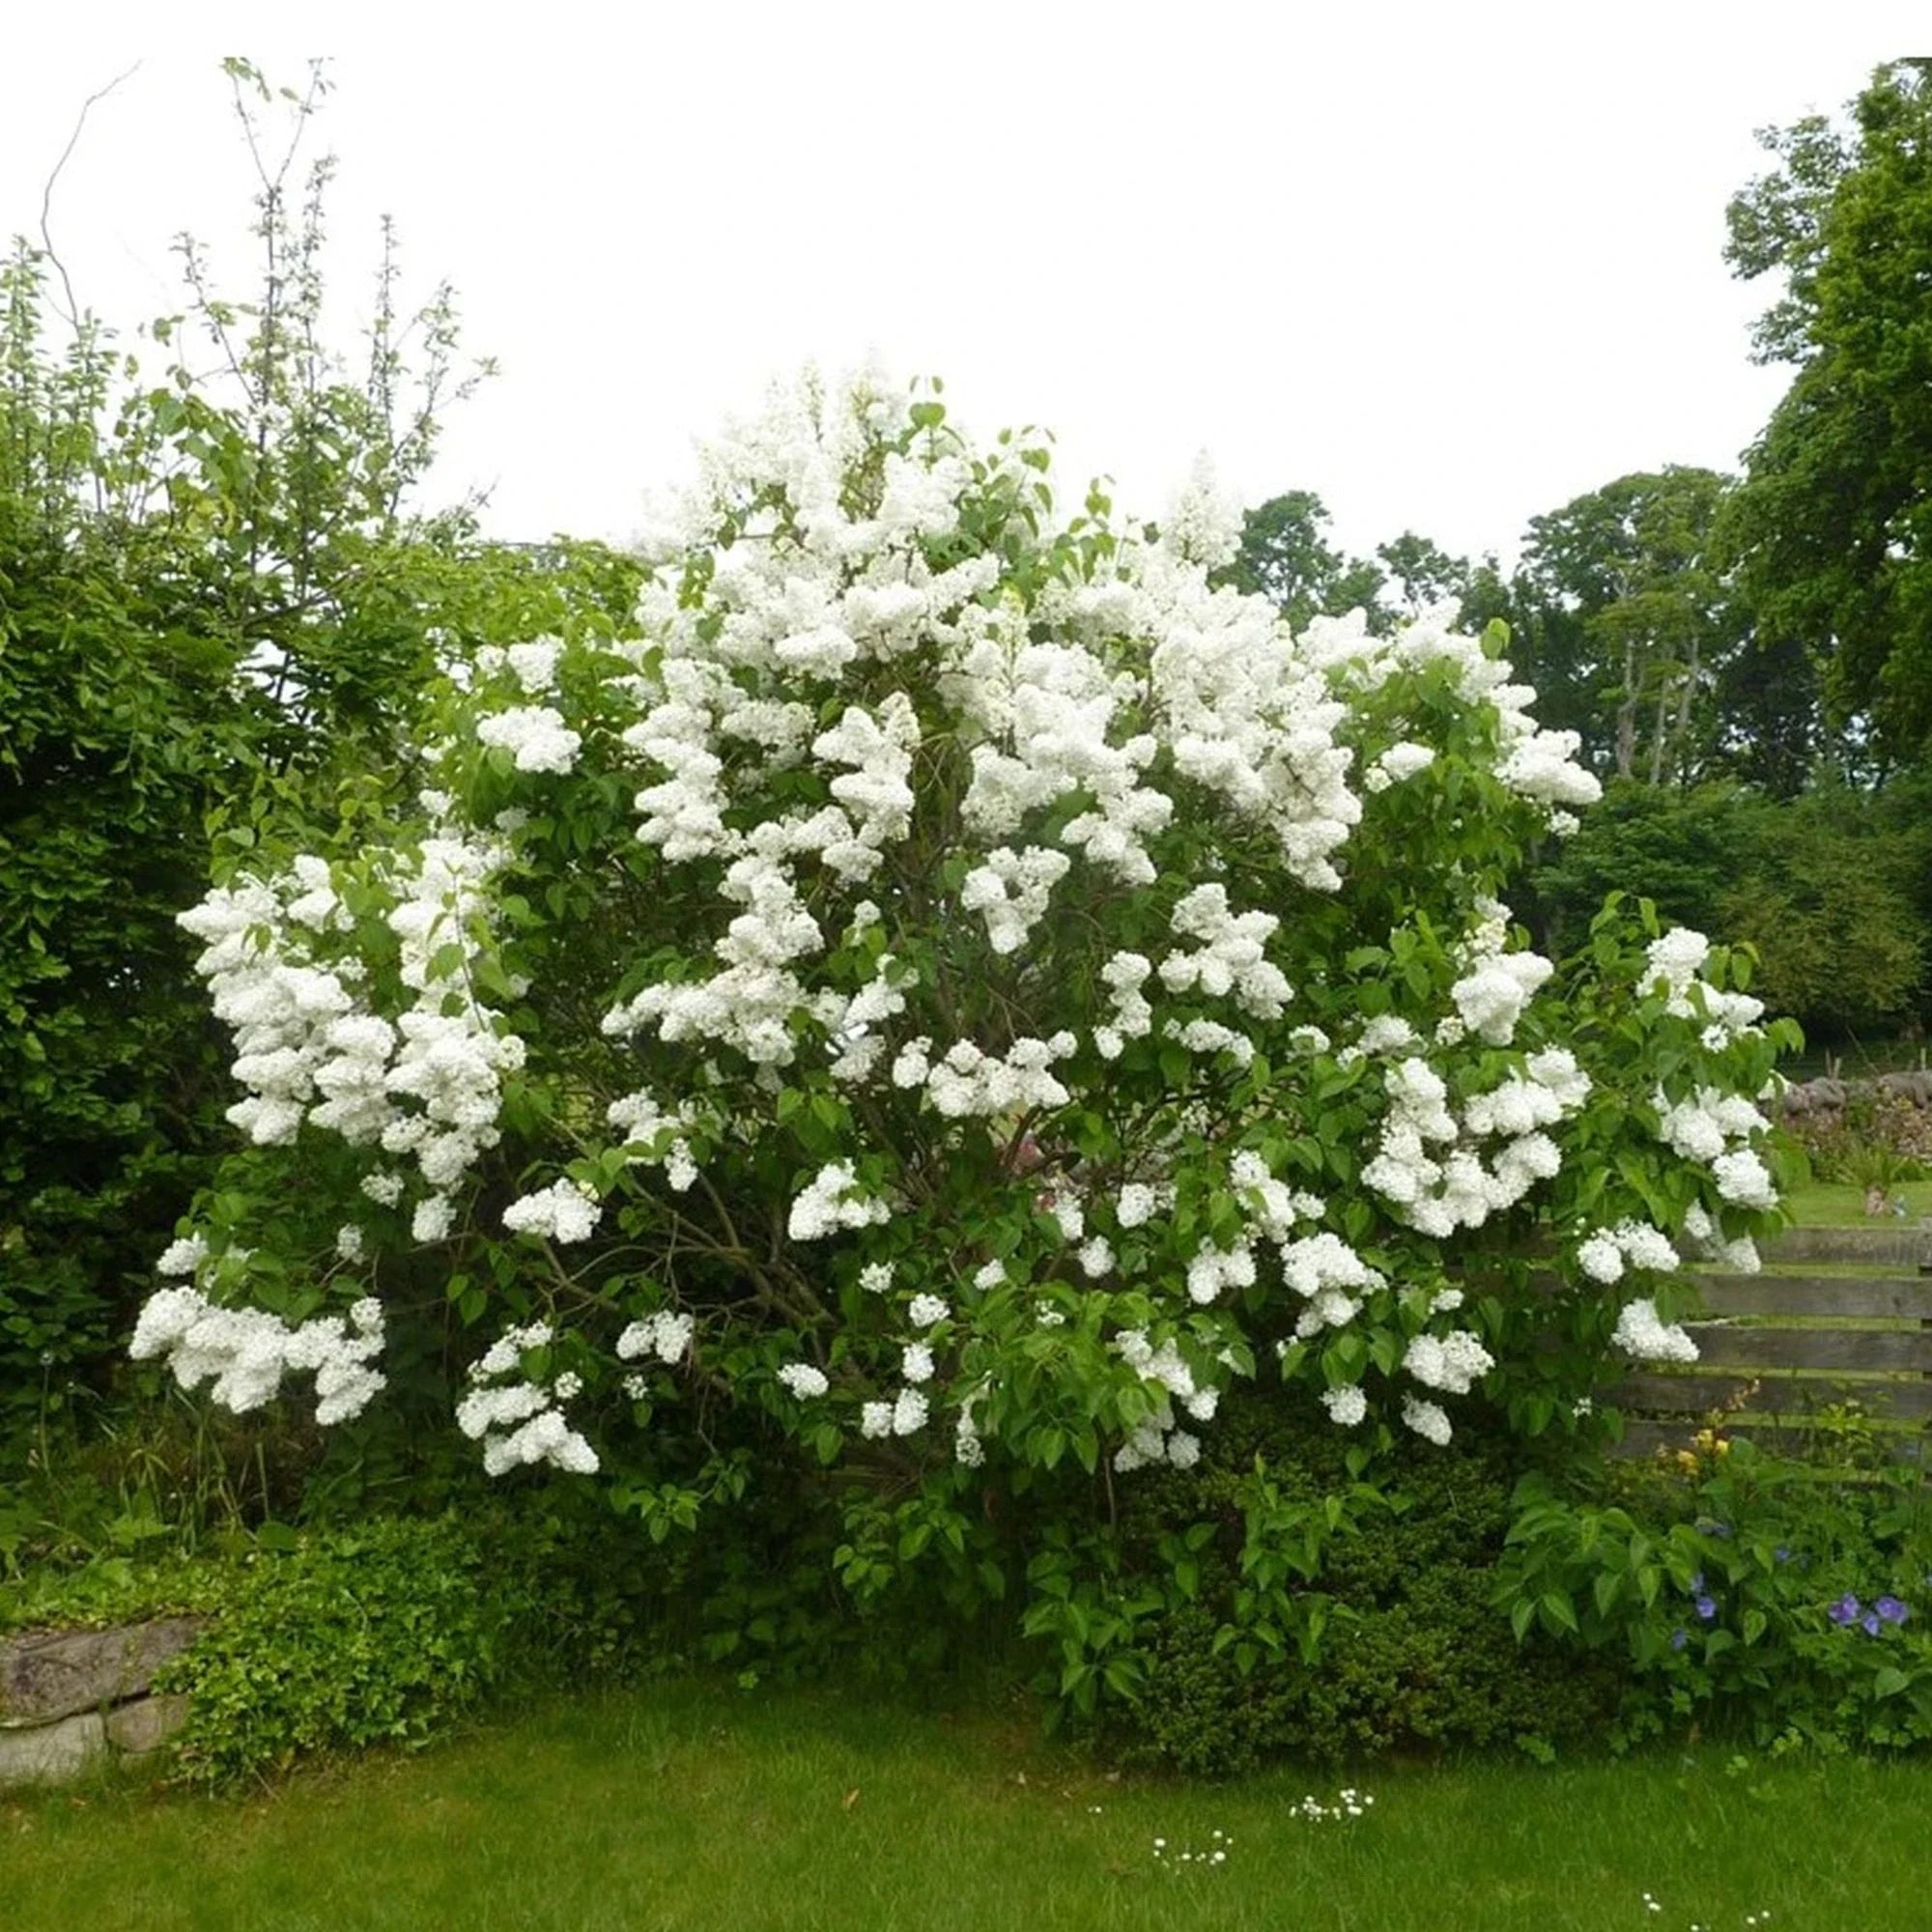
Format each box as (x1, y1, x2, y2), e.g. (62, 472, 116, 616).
(1216, 488, 1385, 631)
(1516, 468, 1738, 787)
(1722, 59, 1932, 760)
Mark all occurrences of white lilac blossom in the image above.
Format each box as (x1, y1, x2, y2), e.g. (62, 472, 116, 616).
(1363, 742, 1435, 791)
(778, 1362, 830, 1399)
(1321, 1384, 1368, 1426)
(460, 1323, 599, 1475)
(1401, 1330, 1494, 1396)
(501, 1179, 603, 1244)
(1402, 1395, 1454, 1446)
(787, 1160, 892, 1240)
(1713, 1148, 1779, 1210)
(907, 1293, 950, 1328)
(959, 846, 1071, 955)
(1116, 1180, 1169, 1229)
(1610, 1297, 1700, 1364)
(1078, 1236, 1115, 1279)
(475, 704, 582, 775)
(132, 1288, 386, 1427)
(923, 1035, 1077, 1119)
(616, 1311, 695, 1365)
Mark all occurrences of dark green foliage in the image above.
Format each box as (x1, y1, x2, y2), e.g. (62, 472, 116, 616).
(1216, 490, 1386, 633)
(1097, 1395, 1618, 1776)
(2, 1504, 670, 1785)
(1723, 60, 1932, 757)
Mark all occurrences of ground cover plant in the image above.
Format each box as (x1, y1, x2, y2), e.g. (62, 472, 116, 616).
(0, 1677, 1918, 1931)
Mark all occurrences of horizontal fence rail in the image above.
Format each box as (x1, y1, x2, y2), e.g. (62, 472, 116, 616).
(1603, 1223, 1932, 1460)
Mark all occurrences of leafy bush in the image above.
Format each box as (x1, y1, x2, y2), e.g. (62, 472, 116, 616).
(1497, 1429, 1932, 1752)
(1071, 1394, 1619, 1775)
(130, 368, 1797, 1677)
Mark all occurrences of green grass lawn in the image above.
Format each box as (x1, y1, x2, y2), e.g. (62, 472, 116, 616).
(1, 1678, 1920, 1931)
(1782, 1179, 1928, 1229)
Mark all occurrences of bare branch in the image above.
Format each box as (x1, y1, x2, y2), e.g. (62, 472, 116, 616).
(37, 61, 142, 328)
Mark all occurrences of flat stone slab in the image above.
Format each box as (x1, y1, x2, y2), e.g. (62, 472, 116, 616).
(103, 1693, 190, 1755)
(0, 1618, 205, 1726)
(0, 1711, 105, 1786)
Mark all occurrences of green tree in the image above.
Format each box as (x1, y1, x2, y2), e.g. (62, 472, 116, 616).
(1217, 489, 1385, 632)
(0, 65, 639, 1418)
(1517, 469, 1739, 787)
(1375, 529, 1473, 618)
(1722, 59, 1932, 757)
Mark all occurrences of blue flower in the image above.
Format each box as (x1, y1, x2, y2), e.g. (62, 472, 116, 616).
(1670, 1629, 1689, 1651)
(1829, 1593, 1861, 1628)
(1775, 1546, 1792, 1565)
(1694, 1594, 1718, 1623)
(1877, 1596, 1910, 1626)
(1863, 1611, 1884, 1637)
(1689, 1572, 1706, 1595)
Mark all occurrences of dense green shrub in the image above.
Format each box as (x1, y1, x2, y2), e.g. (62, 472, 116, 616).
(1046, 1392, 1620, 1775)
(1497, 1427, 1932, 1753)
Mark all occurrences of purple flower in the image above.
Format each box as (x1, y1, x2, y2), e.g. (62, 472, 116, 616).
(1670, 1629, 1689, 1651)
(1829, 1593, 1861, 1628)
(1876, 1596, 1910, 1627)
(1863, 1612, 1884, 1637)
(1775, 1546, 1792, 1565)
(1694, 1594, 1718, 1623)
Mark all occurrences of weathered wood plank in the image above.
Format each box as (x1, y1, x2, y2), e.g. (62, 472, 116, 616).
(1683, 1324, 1932, 1372)
(1607, 1372, 1932, 1423)
(1764, 1227, 1932, 1267)
(1694, 1273, 1932, 1320)
(1610, 1417, 1927, 1463)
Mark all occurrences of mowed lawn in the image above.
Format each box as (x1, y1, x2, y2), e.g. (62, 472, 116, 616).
(2, 1678, 1919, 1931)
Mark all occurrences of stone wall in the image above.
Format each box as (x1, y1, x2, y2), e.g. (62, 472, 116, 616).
(0, 1618, 200, 1786)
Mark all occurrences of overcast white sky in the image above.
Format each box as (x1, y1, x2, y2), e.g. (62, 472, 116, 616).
(2, 9, 1923, 566)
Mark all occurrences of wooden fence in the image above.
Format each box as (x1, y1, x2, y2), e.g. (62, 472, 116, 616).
(1605, 1223, 1932, 1460)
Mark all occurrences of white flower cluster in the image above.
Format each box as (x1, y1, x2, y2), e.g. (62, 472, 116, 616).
(1575, 1220, 1681, 1286)
(1362, 741, 1435, 792)
(1361, 1045, 1583, 1239)
(1112, 1328, 1216, 1471)
(457, 1322, 600, 1476)
(615, 1310, 696, 1365)
(1402, 1395, 1454, 1445)
(607, 1090, 705, 1192)
(959, 846, 1070, 955)
(1682, 1202, 1761, 1274)
(173, 832, 523, 1267)
(1641, 928, 1765, 1047)
(1313, 603, 1600, 820)
(1609, 1297, 1700, 1365)
(1449, 900, 1554, 1047)
(1158, 886, 1293, 1020)
(921, 1034, 1078, 1120)
(1094, 952, 1156, 1061)
(476, 703, 582, 774)
(502, 1178, 603, 1244)
(787, 1160, 892, 1240)
(1654, 1086, 1778, 1210)
(1281, 1231, 1384, 1336)
(131, 1286, 385, 1427)
(1401, 1330, 1495, 1396)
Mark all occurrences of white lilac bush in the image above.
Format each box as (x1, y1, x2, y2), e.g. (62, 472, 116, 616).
(134, 369, 1798, 1515)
